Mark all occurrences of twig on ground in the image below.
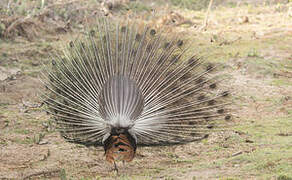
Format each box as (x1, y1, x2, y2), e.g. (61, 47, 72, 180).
(232, 151, 243, 157)
(4, 16, 31, 37)
(199, 0, 214, 31)
(22, 169, 61, 179)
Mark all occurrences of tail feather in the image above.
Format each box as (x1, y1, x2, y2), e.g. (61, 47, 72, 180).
(42, 18, 230, 147)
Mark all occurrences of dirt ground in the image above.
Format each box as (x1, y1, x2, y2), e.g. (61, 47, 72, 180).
(0, 0, 292, 179)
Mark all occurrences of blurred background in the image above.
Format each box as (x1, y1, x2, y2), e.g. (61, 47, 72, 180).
(0, 0, 291, 179)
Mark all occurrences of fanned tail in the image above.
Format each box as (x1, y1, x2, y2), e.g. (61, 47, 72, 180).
(41, 18, 231, 147)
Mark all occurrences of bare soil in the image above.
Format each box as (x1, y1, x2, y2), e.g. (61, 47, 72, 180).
(0, 1, 291, 179)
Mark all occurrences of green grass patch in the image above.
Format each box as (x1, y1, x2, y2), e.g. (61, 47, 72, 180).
(230, 116, 292, 178)
(14, 129, 31, 135)
(13, 137, 35, 144)
(170, 0, 210, 10)
(127, 1, 151, 12)
(277, 174, 292, 180)
(272, 79, 292, 86)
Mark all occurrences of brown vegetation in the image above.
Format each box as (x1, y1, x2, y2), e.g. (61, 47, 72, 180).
(0, 0, 291, 179)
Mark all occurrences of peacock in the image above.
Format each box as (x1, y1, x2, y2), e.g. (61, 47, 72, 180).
(41, 18, 230, 172)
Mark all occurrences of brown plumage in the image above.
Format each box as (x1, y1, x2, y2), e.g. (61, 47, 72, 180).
(104, 128, 136, 168)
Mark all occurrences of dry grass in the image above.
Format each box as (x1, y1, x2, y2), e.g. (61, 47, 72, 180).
(0, 0, 292, 179)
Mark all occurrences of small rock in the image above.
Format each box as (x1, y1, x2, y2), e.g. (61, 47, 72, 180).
(238, 16, 249, 24)
(0, 66, 21, 81)
(38, 140, 49, 145)
(245, 139, 254, 143)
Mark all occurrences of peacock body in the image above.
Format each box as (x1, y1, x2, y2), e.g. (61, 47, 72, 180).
(42, 18, 230, 169)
